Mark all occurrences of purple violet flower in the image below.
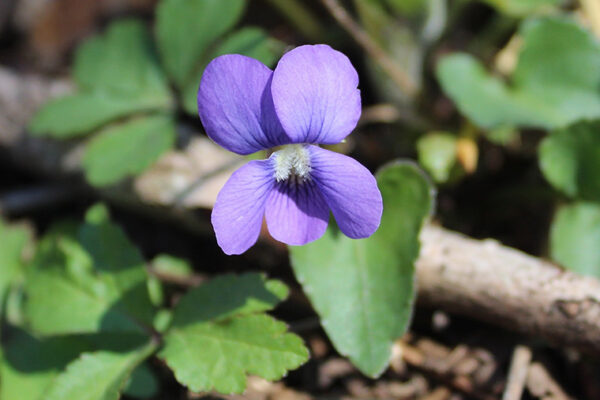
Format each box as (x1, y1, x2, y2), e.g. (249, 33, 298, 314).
(198, 44, 383, 255)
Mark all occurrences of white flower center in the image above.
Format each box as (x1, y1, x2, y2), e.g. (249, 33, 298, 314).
(273, 144, 311, 183)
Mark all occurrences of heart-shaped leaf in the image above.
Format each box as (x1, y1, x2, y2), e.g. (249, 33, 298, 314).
(289, 162, 434, 377)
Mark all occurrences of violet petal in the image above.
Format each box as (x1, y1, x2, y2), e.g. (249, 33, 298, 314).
(265, 180, 330, 246)
(271, 44, 361, 145)
(309, 146, 382, 238)
(211, 160, 274, 255)
(198, 54, 286, 155)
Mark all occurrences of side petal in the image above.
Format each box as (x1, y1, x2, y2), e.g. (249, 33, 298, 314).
(309, 146, 382, 239)
(198, 54, 286, 155)
(265, 180, 330, 246)
(211, 160, 275, 255)
(271, 44, 361, 144)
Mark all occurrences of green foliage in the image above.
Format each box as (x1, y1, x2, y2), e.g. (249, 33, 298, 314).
(82, 115, 176, 187)
(151, 254, 193, 279)
(159, 273, 308, 393)
(41, 343, 157, 400)
(3, 212, 310, 397)
(123, 363, 159, 399)
(417, 132, 459, 183)
(156, 0, 284, 114)
(73, 22, 169, 97)
(24, 204, 155, 336)
(289, 162, 434, 377)
(161, 314, 307, 394)
(437, 17, 600, 130)
(29, 3, 286, 188)
(155, 0, 246, 87)
(539, 120, 600, 203)
(30, 20, 172, 138)
(182, 27, 285, 114)
(482, 0, 562, 16)
(383, 0, 426, 15)
(168, 274, 288, 326)
(550, 202, 600, 278)
(0, 330, 88, 400)
(0, 220, 30, 315)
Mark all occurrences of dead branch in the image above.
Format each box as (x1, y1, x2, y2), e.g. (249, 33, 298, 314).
(417, 226, 600, 355)
(3, 67, 600, 356)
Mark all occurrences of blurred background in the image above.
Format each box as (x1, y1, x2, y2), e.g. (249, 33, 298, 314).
(1, 0, 600, 399)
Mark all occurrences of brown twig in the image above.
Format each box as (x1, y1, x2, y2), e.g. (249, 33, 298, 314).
(417, 226, 600, 356)
(319, 0, 419, 98)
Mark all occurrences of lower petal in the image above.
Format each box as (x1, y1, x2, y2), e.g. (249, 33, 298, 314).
(211, 160, 274, 255)
(308, 146, 383, 239)
(265, 180, 330, 246)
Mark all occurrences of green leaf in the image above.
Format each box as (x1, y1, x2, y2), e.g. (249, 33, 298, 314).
(77, 204, 156, 324)
(159, 273, 307, 394)
(550, 202, 600, 278)
(486, 125, 520, 146)
(437, 17, 600, 130)
(29, 93, 165, 139)
(74, 20, 169, 97)
(182, 27, 285, 114)
(482, 0, 562, 16)
(30, 20, 172, 138)
(417, 132, 458, 183)
(0, 220, 30, 313)
(25, 266, 145, 335)
(170, 273, 289, 326)
(82, 115, 176, 187)
(384, 0, 426, 15)
(156, 0, 245, 86)
(24, 205, 155, 335)
(0, 330, 88, 400)
(123, 363, 159, 399)
(151, 254, 193, 280)
(42, 342, 157, 400)
(289, 162, 434, 377)
(539, 120, 600, 203)
(161, 314, 307, 394)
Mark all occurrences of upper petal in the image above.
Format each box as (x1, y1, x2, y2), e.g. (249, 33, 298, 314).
(211, 160, 275, 255)
(198, 54, 287, 155)
(309, 146, 382, 238)
(271, 44, 362, 145)
(265, 180, 330, 246)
